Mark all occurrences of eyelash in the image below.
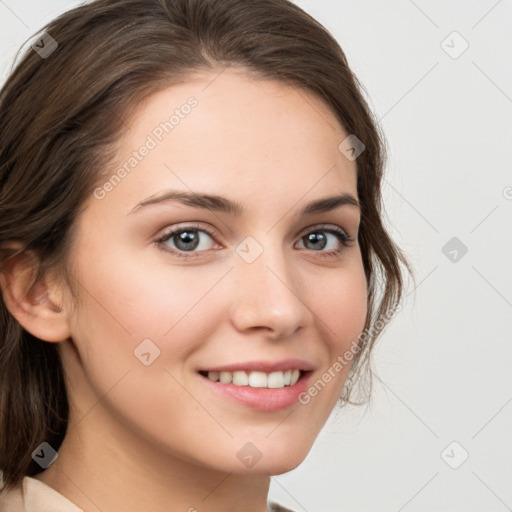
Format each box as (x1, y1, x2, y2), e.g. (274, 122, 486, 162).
(154, 223, 355, 260)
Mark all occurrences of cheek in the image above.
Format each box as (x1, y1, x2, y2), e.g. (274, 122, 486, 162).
(301, 261, 367, 392)
(72, 249, 224, 350)
(65, 254, 235, 464)
(63, 248, 204, 402)
(310, 259, 368, 351)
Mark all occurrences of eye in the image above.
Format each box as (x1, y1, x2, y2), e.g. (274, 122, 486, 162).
(296, 225, 354, 258)
(155, 223, 355, 260)
(155, 224, 217, 259)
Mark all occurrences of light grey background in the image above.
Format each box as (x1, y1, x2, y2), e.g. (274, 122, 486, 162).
(1, 1, 511, 511)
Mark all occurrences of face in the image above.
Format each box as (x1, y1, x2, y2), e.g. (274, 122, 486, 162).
(59, 68, 367, 475)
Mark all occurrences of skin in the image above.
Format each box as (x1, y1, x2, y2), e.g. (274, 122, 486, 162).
(4, 68, 367, 512)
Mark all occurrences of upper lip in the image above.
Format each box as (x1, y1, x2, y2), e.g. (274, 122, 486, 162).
(198, 359, 315, 373)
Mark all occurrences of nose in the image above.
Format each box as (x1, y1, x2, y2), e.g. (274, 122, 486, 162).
(228, 242, 313, 340)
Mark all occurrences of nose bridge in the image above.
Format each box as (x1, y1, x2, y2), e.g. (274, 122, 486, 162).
(228, 233, 311, 337)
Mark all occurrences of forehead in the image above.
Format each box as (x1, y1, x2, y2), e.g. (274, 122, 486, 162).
(99, 68, 358, 215)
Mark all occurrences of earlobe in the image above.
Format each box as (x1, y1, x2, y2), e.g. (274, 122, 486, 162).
(0, 247, 72, 343)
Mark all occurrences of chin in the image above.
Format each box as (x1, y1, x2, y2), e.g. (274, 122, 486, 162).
(265, 458, 307, 476)
(236, 439, 313, 476)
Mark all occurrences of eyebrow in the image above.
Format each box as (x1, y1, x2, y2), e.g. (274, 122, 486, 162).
(129, 190, 360, 217)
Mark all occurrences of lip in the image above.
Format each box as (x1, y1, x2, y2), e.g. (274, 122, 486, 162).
(197, 358, 315, 373)
(198, 369, 314, 412)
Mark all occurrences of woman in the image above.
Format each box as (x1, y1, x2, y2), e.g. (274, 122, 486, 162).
(0, 0, 408, 510)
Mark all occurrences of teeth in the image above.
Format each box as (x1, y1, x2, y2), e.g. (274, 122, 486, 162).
(267, 371, 284, 388)
(208, 371, 220, 382)
(232, 371, 249, 386)
(206, 369, 303, 388)
(219, 371, 232, 384)
(290, 369, 300, 386)
(249, 371, 267, 388)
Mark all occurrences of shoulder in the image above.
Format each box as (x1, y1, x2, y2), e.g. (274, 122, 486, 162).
(0, 480, 24, 512)
(0, 476, 83, 512)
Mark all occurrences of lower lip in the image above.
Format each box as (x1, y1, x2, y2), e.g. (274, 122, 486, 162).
(199, 372, 312, 412)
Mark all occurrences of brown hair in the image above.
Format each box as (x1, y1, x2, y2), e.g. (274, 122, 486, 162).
(0, 0, 410, 491)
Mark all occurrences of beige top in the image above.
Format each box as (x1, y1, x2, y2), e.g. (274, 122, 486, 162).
(0, 476, 83, 511)
(0, 476, 294, 512)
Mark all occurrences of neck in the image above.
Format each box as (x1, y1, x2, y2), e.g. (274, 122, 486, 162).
(34, 403, 271, 512)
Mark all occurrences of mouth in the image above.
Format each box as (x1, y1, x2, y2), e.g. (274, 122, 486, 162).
(196, 362, 314, 412)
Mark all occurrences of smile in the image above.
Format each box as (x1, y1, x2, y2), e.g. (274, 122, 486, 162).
(197, 367, 313, 412)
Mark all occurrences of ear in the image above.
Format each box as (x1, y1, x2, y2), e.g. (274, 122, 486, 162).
(0, 243, 72, 343)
